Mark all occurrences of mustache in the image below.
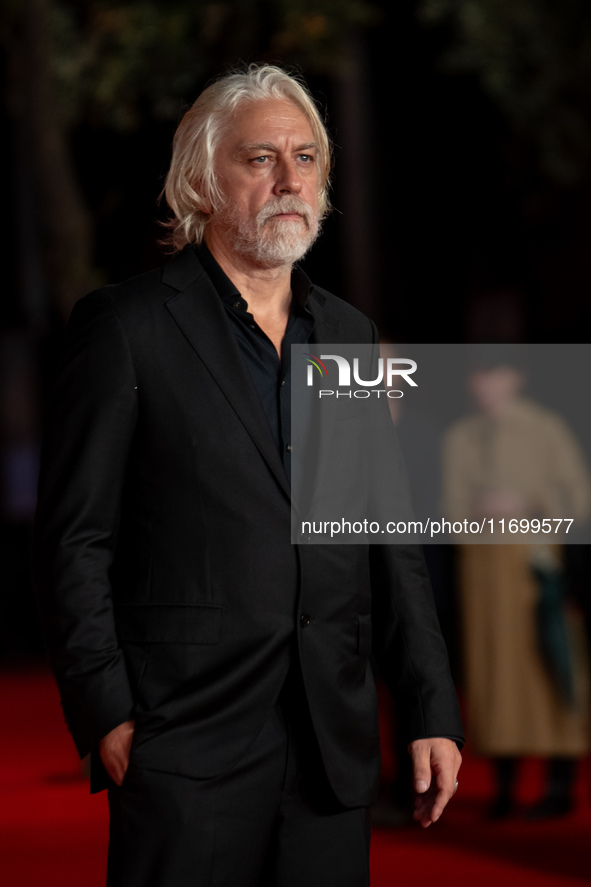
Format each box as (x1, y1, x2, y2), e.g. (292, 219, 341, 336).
(258, 197, 316, 227)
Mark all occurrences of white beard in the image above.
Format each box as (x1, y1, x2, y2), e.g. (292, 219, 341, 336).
(221, 196, 320, 268)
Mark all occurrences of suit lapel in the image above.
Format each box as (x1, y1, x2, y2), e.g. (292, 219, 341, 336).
(299, 289, 345, 520)
(163, 248, 291, 500)
(307, 291, 340, 345)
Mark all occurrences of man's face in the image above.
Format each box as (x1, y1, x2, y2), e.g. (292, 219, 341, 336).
(207, 98, 321, 268)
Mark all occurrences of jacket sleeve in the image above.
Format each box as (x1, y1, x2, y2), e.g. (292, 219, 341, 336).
(33, 290, 138, 758)
(367, 320, 464, 745)
(370, 543, 464, 745)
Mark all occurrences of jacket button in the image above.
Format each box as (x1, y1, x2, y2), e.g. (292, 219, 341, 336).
(300, 613, 311, 628)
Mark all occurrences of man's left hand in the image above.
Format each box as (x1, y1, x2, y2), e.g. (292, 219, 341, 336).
(408, 737, 462, 828)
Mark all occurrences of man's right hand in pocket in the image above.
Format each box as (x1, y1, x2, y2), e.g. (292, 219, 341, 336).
(98, 719, 136, 786)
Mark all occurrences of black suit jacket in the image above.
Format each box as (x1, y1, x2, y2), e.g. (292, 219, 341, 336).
(33, 245, 463, 807)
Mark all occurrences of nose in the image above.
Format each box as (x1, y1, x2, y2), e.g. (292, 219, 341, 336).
(273, 157, 302, 196)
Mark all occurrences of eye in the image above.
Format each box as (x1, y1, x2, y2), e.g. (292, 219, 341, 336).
(298, 154, 314, 163)
(251, 155, 269, 164)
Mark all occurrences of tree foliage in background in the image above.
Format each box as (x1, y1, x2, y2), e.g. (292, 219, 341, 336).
(2, 0, 378, 318)
(419, 0, 591, 186)
(50, 0, 379, 131)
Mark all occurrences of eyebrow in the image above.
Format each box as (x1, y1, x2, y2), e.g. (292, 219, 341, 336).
(236, 142, 318, 156)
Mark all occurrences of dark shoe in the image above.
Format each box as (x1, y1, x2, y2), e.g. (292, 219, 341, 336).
(525, 796, 573, 820)
(487, 795, 513, 820)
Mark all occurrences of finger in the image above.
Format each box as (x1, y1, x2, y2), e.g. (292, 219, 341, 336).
(413, 782, 437, 825)
(413, 786, 438, 823)
(413, 803, 433, 826)
(409, 745, 432, 794)
(413, 799, 436, 828)
(434, 764, 457, 800)
(431, 779, 458, 820)
(414, 781, 453, 827)
(429, 791, 449, 823)
(415, 802, 440, 827)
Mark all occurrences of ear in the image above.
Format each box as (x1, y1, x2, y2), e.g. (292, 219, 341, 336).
(189, 178, 212, 216)
(198, 199, 213, 216)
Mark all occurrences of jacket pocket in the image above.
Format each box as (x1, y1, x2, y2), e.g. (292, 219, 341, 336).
(357, 614, 372, 656)
(115, 603, 223, 644)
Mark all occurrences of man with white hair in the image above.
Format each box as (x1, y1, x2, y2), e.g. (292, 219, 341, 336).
(34, 65, 463, 887)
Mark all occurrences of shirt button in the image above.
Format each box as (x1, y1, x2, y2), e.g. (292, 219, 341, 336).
(300, 614, 311, 628)
(232, 300, 242, 309)
(281, 380, 286, 387)
(249, 323, 256, 330)
(286, 444, 292, 452)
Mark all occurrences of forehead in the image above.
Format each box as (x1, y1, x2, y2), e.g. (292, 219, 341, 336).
(225, 97, 316, 146)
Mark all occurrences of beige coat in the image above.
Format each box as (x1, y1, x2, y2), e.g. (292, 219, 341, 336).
(443, 397, 591, 756)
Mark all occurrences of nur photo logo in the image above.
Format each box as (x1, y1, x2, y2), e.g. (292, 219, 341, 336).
(302, 352, 418, 398)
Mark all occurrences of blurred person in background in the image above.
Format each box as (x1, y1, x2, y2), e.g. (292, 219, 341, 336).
(33, 65, 463, 887)
(443, 348, 590, 819)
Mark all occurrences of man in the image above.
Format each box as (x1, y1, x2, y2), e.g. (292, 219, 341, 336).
(34, 65, 463, 887)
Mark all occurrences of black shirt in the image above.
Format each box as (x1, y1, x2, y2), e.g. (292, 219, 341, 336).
(197, 243, 314, 481)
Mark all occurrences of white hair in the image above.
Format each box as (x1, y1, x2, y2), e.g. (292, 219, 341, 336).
(162, 64, 332, 251)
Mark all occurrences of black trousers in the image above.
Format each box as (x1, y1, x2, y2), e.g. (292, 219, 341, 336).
(106, 676, 371, 887)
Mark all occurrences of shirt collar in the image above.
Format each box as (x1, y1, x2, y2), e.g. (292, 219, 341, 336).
(195, 242, 312, 313)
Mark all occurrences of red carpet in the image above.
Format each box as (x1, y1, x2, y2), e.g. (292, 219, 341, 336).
(1, 667, 590, 886)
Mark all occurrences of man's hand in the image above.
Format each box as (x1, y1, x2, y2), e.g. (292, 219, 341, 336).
(98, 719, 136, 786)
(408, 737, 462, 828)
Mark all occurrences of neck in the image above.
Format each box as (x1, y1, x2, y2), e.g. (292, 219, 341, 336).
(205, 232, 293, 318)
